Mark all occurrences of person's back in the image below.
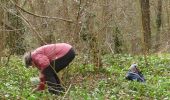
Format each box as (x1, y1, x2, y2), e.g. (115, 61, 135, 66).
(125, 64, 145, 82)
(32, 43, 72, 61)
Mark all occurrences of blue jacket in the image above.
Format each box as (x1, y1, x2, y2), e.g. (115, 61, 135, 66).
(125, 71, 145, 82)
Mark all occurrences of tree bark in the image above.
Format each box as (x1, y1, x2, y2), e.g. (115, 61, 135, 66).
(0, 1, 5, 58)
(62, 0, 71, 35)
(114, 27, 122, 53)
(155, 0, 162, 51)
(38, 0, 54, 45)
(6, 0, 26, 55)
(140, 0, 151, 53)
(73, 0, 82, 44)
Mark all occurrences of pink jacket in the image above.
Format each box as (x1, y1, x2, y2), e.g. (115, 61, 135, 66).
(31, 43, 72, 71)
(31, 43, 72, 90)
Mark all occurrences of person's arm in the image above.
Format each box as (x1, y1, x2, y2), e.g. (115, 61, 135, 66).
(37, 72, 46, 90)
(32, 54, 50, 91)
(32, 72, 46, 92)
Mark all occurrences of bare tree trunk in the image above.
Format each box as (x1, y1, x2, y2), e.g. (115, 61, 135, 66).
(6, 0, 25, 55)
(166, 1, 170, 44)
(37, 0, 53, 45)
(88, 1, 102, 68)
(73, 0, 82, 44)
(140, 0, 151, 53)
(87, 14, 102, 68)
(0, 1, 5, 59)
(155, 0, 162, 52)
(62, 0, 71, 35)
(140, 0, 151, 67)
(114, 27, 122, 53)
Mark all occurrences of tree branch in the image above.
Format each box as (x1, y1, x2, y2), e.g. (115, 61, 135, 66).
(10, 0, 73, 23)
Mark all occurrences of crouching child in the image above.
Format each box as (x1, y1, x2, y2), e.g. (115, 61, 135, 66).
(125, 64, 145, 82)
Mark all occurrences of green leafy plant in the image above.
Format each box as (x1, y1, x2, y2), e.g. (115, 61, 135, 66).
(0, 54, 170, 99)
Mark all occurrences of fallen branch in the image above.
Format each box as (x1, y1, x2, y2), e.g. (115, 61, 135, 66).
(62, 84, 72, 100)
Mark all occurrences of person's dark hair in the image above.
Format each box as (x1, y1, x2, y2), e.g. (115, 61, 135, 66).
(23, 52, 32, 68)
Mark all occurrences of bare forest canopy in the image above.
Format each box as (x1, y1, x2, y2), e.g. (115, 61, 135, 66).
(0, 0, 170, 66)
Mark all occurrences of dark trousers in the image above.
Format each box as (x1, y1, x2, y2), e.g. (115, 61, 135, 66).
(126, 71, 145, 82)
(42, 48, 75, 94)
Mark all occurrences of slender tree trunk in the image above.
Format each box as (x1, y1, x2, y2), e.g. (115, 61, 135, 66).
(6, 0, 25, 55)
(87, 0, 102, 68)
(140, 0, 151, 53)
(155, 0, 162, 52)
(140, 0, 151, 67)
(88, 14, 101, 68)
(62, 0, 71, 35)
(38, 0, 48, 45)
(38, 0, 53, 45)
(114, 27, 122, 53)
(166, 1, 170, 43)
(0, 1, 5, 58)
(73, 0, 82, 44)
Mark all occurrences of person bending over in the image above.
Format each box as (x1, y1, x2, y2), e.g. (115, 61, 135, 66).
(125, 64, 145, 82)
(23, 43, 75, 94)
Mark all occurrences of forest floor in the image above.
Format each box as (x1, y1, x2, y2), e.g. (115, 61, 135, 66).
(0, 54, 170, 100)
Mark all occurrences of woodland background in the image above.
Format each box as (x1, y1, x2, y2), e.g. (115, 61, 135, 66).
(0, 0, 170, 66)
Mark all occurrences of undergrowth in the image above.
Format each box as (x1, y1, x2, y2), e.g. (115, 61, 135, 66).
(0, 54, 170, 100)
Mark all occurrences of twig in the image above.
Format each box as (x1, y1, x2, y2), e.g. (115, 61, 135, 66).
(17, 9, 47, 44)
(62, 84, 72, 100)
(106, 42, 114, 54)
(9, 0, 73, 23)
